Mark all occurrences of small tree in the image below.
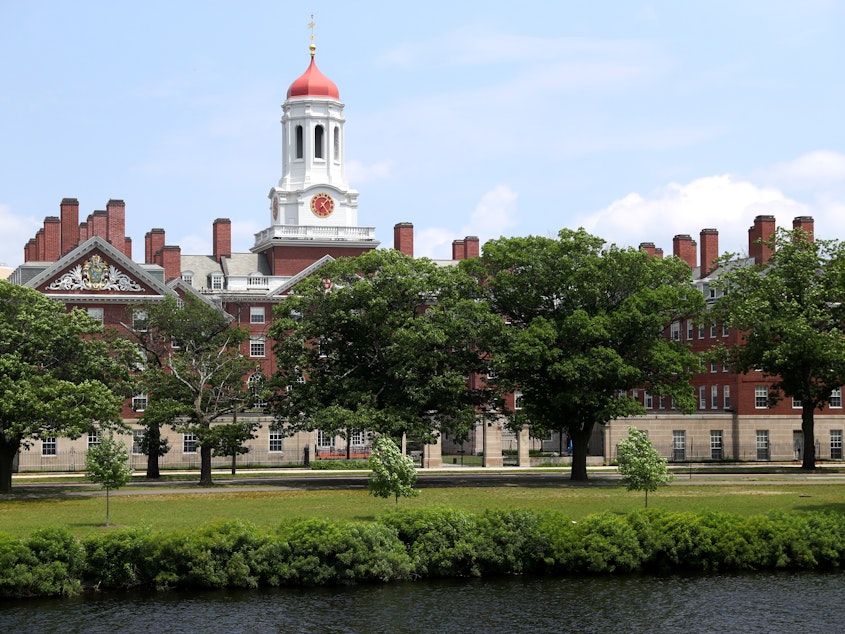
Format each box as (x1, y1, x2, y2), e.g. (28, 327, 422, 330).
(616, 426, 672, 508)
(211, 421, 257, 475)
(367, 436, 419, 504)
(85, 432, 133, 526)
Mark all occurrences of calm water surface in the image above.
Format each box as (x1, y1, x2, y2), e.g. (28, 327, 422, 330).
(1, 572, 844, 633)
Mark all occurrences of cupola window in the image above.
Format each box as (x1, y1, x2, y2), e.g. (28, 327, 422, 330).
(295, 125, 304, 159)
(314, 125, 324, 159)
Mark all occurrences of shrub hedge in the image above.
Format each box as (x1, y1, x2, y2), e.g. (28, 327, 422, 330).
(2, 508, 845, 599)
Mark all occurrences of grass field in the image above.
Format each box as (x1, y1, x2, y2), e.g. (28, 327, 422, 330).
(2, 480, 844, 538)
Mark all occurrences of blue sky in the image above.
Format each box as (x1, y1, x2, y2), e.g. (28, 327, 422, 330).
(2, 1, 844, 267)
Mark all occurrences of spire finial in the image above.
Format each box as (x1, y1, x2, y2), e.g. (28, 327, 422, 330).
(308, 14, 316, 57)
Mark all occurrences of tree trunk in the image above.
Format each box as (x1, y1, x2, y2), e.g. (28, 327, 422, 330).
(569, 425, 593, 481)
(105, 487, 111, 527)
(231, 453, 236, 476)
(145, 424, 161, 479)
(0, 435, 20, 493)
(801, 403, 817, 471)
(200, 443, 214, 486)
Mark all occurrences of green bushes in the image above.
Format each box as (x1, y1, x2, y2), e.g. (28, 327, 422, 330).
(2, 509, 845, 599)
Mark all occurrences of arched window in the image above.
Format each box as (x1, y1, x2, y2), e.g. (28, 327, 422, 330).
(333, 127, 340, 162)
(248, 372, 266, 410)
(295, 125, 303, 159)
(314, 125, 324, 159)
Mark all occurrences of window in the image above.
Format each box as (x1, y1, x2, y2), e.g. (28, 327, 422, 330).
(723, 385, 731, 410)
(132, 393, 148, 412)
(88, 430, 100, 448)
(132, 309, 148, 332)
(42, 437, 57, 456)
(250, 336, 266, 358)
(659, 396, 666, 410)
(711, 385, 719, 409)
(295, 125, 303, 159)
(710, 362, 717, 373)
(351, 430, 367, 446)
(132, 430, 144, 455)
(830, 388, 842, 408)
(248, 372, 266, 409)
(316, 430, 333, 447)
(670, 321, 680, 341)
(250, 307, 265, 324)
(87, 307, 104, 324)
(181, 272, 193, 286)
(831, 430, 843, 460)
(710, 324, 718, 338)
(269, 432, 284, 453)
(210, 273, 224, 290)
(644, 392, 653, 409)
(723, 323, 730, 337)
(672, 430, 686, 461)
(183, 434, 198, 454)
(686, 319, 694, 340)
(793, 397, 803, 409)
(513, 391, 524, 410)
(699, 386, 706, 410)
(755, 385, 769, 409)
(314, 125, 324, 159)
(756, 430, 770, 461)
(710, 430, 723, 460)
(698, 323, 705, 339)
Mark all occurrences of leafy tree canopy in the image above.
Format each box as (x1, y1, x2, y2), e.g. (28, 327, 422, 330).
(469, 229, 705, 480)
(367, 435, 419, 504)
(0, 280, 132, 492)
(710, 227, 845, 470)
(269, 249, 502, 444)
(85, 431, 133, 526)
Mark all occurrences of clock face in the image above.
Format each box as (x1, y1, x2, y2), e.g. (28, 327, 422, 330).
(272, 197, 278, 220)
(310, 193, 335, 218)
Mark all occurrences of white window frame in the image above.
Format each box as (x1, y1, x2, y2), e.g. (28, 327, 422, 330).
(710, 430, 723, 460)
(699, 386, 706, 410)
(830, 388, 842, 409)
(132, 309, 148, 332)
(711, 385, 719, 410)
(686, 319, 694, 340)
(249, 336, 266, 358)
(132, 393, 148, 412)
(183, 433, 198, 454)
(831, 430, 843, 460)
(513, 391, 523, 410)
(132, 430, 144, 455)
(793, 397, 803, 409)
(755, 385, 769, 409)
(269, 431, 284, 453)
(249, 306, 266, 324)
(723, 385, 731, 410)
(210, 273, 224, 290)
(88, 430, 100, 448)
(87, 307, 104, 324)
(42, 437, 57, 456)
(316, 430, 334, 448)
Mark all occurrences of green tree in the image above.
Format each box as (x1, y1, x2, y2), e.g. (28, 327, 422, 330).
(367, 435, 419, 504)
(129, 295, 253, 486)
(269, 249, 501, 447)
(710, 227, 845, 470)
(616, 426, 672, 507)
(211, 421, 257, 475)
(472, 229, 704, 481)
(0, 281, 132, 492)
(85, 432, 133, 526)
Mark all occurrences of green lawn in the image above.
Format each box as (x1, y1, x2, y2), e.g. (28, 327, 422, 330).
(1, 482, 843, 538)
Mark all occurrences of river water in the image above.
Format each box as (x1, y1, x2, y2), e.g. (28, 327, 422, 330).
(1, 571, 843, 633)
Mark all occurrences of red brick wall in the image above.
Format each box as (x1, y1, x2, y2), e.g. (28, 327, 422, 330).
(672, 234, 697, 269)
(393, 222, 414, 257)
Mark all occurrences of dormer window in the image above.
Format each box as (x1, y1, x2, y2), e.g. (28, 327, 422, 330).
(181, 271, 194, 287)
(209, 273, 224, 290)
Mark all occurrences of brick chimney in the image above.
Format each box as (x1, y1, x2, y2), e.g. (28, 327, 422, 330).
(213, 218, 232, 262)
(35, 228, 45, 261)
(463, 236, 480, 259)
(672, 234, 697, 269)
(60, 198, 79, 256)
(699, 228, 719, 276)
(748, 215, 776, 265)
(44, 217, 61, 262)
(124, 237, 132, 260)
(452, 239, 465, 260)
(393, 222, 414, 258)
(106, 199, 126, 251)
(639, 242, 657, 258)
(654, 247, 663, 259)
(158, 245, 181, 282)
(89, 210, 108, 239)
(25, 238, 36, 263)
(146, 228, 166, 264)
(78, 221, 88, 244)
(793, 216, 814, 242)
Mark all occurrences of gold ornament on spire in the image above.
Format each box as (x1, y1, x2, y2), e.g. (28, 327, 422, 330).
(308, 14, 316, 57)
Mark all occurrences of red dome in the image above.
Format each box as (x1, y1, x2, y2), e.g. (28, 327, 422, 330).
(286, 57, 339, 100)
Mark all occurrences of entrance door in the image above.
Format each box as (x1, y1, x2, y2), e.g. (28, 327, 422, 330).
(793, 431, 803, 461)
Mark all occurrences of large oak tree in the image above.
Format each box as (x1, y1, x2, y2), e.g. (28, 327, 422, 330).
(269, 250, 501, 448)
(472, 229, 704, 480)
(710, 227, 845, 470)
(0, 281, 132, 492)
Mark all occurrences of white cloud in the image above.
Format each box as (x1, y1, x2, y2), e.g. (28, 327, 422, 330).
(414, 184, 519, 259)
(0, 204, 42, 268)
(755, 150, 845, 190)
(577, 175, 809, 259)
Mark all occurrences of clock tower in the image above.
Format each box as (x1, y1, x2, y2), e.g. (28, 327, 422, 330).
(253, 37, 378, 276)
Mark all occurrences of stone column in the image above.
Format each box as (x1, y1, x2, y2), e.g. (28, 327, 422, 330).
(483, 421, 503, 467)
(422, 436, 442, 468)
(517, 427, 531, 466)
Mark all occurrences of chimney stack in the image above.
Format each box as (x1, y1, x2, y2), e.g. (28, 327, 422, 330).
(60, 198, 79, 256)
(748, 215, 776, 265)
(393, 222, 414, 258)
(793, 216, 814, 242)
(672, 234, 697, 269)
(699, 228, 719, 276)
(213, 218, 232, 262)
(106, 199, 126, 251)
(43, 217, 61, 262)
